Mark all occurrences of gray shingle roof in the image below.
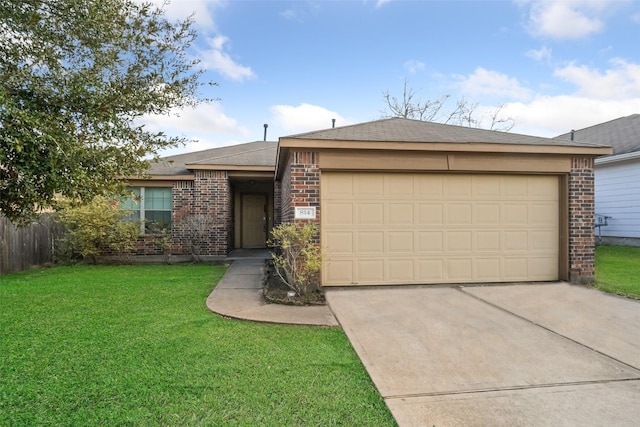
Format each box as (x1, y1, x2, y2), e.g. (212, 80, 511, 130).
(149, 141, 277, 176)
(286, 117, 609, 148)
(555, 114, 640, 156)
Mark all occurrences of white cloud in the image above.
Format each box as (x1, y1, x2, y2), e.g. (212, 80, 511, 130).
(526, 46, 552, 61)
(457, 67, 532, 101)
(140, 102, 250, 138)
(504, 95, 640, 136)
(270, 103, 350, 133)
(469, 57, 640, 137)
(280, 9, 302, 22)
(133, 0, 223, 29)
(376, 0, 392, 8)
(198, 36, 256, 82)
(404, 59, 425, 75)
(554, 58, 640, 99)
(521, 0, 611, 39)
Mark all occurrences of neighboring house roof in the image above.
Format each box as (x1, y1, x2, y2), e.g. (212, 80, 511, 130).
(555, 114, 640, 156)
(286, 117, 610, 148)
(149, 141, 277, 176)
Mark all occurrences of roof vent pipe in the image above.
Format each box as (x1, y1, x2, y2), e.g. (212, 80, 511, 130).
(332, 118, 336, 128)
(570, 129, 575, 141)
(263, 123, 268, 141)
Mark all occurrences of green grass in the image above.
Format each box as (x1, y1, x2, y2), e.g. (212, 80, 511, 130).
(0, 265, 395, 426)
(595, 245, 640, 299)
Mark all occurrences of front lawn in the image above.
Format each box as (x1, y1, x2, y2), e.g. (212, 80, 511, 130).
(0, 265, 395, 426)
(595, 245, 640, 299)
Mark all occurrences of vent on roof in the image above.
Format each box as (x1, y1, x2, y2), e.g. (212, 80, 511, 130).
(263, 123, 268, 141)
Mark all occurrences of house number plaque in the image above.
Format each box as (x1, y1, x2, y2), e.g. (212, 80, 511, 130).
(294, 207, 316, 219)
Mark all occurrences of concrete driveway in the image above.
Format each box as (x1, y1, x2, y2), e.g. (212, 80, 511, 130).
(326, 283, 640, 426)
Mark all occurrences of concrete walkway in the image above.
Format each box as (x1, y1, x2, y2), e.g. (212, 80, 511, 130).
(326, 283, 640, 426)
(206, 250, 338, 327)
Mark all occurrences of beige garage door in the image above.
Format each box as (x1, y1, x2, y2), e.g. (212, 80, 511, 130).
(321, 172, 559, 286)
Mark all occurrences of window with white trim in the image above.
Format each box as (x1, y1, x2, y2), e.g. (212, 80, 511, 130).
(121, 187, 172, 234)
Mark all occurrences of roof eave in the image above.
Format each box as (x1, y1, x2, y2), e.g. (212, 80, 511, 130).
(595, 150, 640, 165)
(278, 138, 612, 155)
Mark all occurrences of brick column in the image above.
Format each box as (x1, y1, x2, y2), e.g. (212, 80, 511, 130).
(281, 151, 320, 227)
(186, 170, 232, 256)
(568, 157, 595, 283)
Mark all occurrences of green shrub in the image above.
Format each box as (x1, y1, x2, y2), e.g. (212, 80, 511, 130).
(54, 197, 141, 264)
(269, 222, 322, 297)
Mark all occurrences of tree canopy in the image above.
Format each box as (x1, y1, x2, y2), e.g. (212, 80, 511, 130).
(0, 0, 212, 222)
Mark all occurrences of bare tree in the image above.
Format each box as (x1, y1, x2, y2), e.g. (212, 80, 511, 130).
(382, 79, 515, 132)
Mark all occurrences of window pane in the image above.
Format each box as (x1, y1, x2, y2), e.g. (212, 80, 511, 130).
(145, 211, 171, 234)
(120, 187, 141, 211)
(144, 188, 171, 210)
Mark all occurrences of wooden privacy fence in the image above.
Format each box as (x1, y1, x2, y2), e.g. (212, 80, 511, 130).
(1, 214, 55, 276)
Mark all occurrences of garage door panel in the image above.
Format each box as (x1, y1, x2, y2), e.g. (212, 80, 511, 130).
(417, 231, 444, 252)
(475, 258, 502, 281)
(326, 260, 354, 283)
(503, 203, 529, 224)
(357, 259, 385, 283)
(356, 174, 384, 196)
(387, 231, 414, 252)
(387, 259, 415, 282)
(356, 203, 384, 224)
(356, 231, 384, 253)
(445, 175, 473, 198)
(388, 203, 414, 224)
(325, 174, 354, 198)
(417, 203, 444, 224)
(474, 175, 502, 198)
(417, 259, 445, 281)
(325, 202, 353, 225)
(503, 230, 529, 251)
(447, 231, 473, 251)
(529, 203, 559, 224)
(475, 203, 501, 224)
(475, 231, 501, 251)
(385, 174, 415, 196)
(322, 173, 559, 286)
(446, 258, 473, 281)
(325, 231, 353, 254)
(502, 176, 529, 198)
(416, 175, 444, 197)
(529, 257, 558, 279)
(446, 203, 473, 224)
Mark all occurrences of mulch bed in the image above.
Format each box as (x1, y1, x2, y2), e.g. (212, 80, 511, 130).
(262, 262, 326, 306)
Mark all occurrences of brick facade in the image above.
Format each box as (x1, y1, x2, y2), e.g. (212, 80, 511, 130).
(568, 157, 596, 283)
(280, 151, 321, 227)
(132, 171, 232, 257)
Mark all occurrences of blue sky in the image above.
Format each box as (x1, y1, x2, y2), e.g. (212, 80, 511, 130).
(141, 0, 640, 156)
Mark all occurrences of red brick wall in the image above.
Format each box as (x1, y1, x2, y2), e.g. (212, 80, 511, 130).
(568, 157, 596, 283)
(279, 151, 321, 227)
(131, 172, 232, 257)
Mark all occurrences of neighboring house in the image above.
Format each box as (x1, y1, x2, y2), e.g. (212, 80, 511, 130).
(556, 114, 640, 246)
(129, 117, 611, 284)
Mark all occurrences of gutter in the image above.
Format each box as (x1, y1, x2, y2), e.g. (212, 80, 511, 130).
(595, 150, 640, 166)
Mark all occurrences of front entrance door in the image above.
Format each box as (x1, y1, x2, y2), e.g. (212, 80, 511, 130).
(242, 194, 267, 248)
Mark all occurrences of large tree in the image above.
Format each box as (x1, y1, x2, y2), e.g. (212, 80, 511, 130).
(0, 0, 212, 222)
(382, 79, 515, 131)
